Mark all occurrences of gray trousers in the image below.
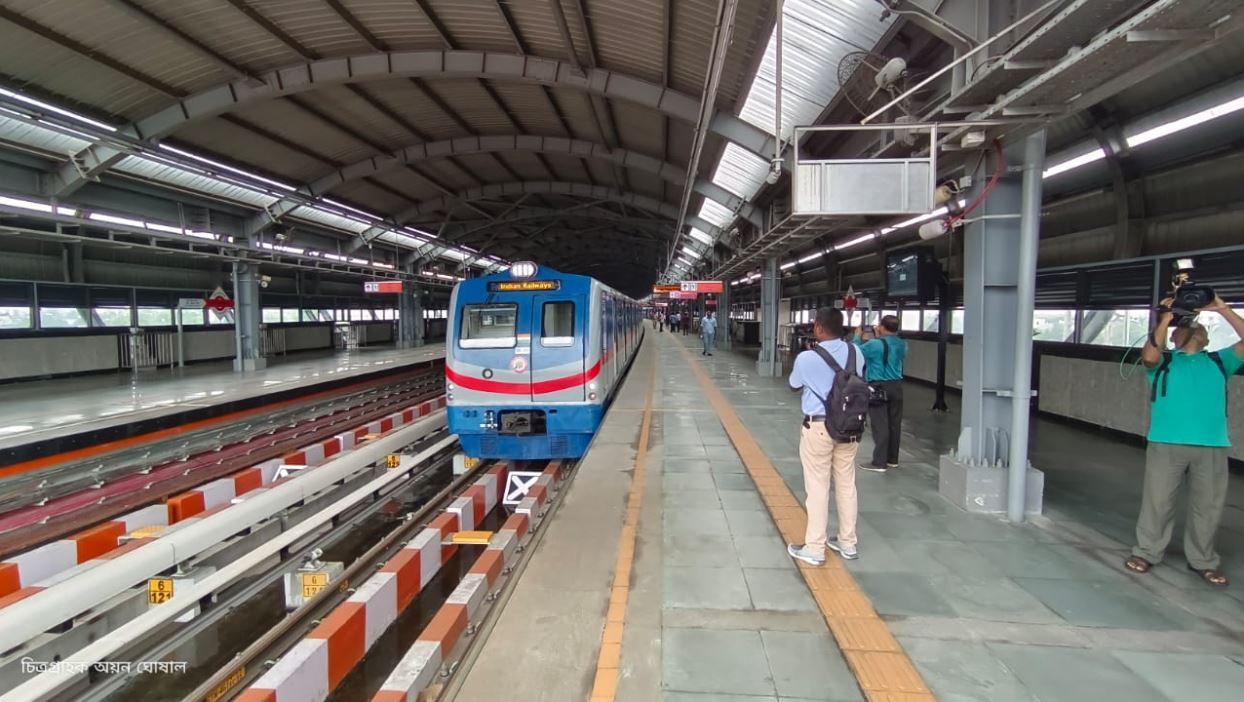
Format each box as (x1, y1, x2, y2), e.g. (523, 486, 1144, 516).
(1132, 442, 1229, 570)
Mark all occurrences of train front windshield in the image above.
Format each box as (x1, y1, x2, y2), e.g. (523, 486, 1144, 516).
(460, 303, 517, 348)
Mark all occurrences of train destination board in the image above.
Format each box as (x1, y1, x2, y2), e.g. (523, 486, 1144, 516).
(488, 280, 561, 292)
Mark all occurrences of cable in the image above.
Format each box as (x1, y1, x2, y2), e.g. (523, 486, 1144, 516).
(948, 139, 1004, 228)
(1118, 331, 1151, 380)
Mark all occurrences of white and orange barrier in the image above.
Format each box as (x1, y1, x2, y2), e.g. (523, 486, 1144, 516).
(0, 396, 448, 604)
(372, 465, 560, 702)
(236, 463, 507, 702)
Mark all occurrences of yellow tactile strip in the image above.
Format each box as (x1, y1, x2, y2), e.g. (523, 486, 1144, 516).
(589, 351, 657, 702)
(674, 340, 937, 702)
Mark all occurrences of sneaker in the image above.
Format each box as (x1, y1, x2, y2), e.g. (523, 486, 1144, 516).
(858, 463, 887, 473)
(787, 544, 826, 566)
(827, 540, 859, 560)
(886, 463, 900, 469)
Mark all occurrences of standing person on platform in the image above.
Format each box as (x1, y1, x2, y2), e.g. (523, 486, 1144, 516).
(683, 310, 692, 336)
(701, 310, 718, 356)
(671, 311, 680, 334)
(855, 315, 908, 473)
(1124, 296, 1244, 587)
(786, 307, 866, 564)
(657, 310, 665, 332)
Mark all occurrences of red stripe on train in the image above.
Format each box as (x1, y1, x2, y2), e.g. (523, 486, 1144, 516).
(447, 358, 603, 395)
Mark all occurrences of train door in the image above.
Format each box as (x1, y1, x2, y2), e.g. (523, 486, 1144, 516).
(530, 293, 585, 402)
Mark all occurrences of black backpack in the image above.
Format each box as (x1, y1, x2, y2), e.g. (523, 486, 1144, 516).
(811, 344, 870, 442)
(1150, 351, 1229, 415)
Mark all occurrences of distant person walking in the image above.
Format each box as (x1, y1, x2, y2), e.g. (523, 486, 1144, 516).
(855, 315, 908, 472)
(670, 312, 680, 334)
(701, 311, 717, 356)
(682, 311, 691, 335)
(786, 307, 867, 565)
(1124, 297, 1244, 587)
(656, 311, 665, 332)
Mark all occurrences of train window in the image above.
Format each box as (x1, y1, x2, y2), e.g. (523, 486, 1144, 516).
(460, 303, 518, 348)
(541, 301, 575, 347)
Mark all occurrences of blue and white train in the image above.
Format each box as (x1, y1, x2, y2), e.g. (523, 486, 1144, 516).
(446, 263, 644, 459)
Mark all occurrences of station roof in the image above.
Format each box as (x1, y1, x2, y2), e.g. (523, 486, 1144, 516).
(0, 0, 887, 297)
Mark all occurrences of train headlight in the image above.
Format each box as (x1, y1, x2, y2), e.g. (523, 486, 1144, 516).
(588, 382, 598, 391)
(447, 391, 454, 400)
(446, 382, 454, 390)
(589, 392, 598, 401)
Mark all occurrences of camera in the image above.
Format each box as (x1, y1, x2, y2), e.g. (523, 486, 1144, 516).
(1166, 258, 1215, 328)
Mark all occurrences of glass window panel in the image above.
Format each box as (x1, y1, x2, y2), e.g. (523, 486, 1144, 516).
(137, 307, 172, 326)
(0, 306, 32, 329)
(1032, 310, 1077, 342)
(901, 310, 920, 331)
(922, 310, 940, 332)
(1081, 309, 1151, 347)
(208, 310, 232, 325)
(951, 309, 965, 334)
(262, 308, 281, 323)
(282, 309, 300, 323)
(94, 307, 132, 327)
(541, 301, 575, 346)
(460, 303, 517, 348)
(179, 308, 206, 325)
(40, 307, 88, 328)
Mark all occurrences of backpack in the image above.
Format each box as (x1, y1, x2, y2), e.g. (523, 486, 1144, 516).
(811, 344, 870, 442)
(1150, 351, 1229, 415)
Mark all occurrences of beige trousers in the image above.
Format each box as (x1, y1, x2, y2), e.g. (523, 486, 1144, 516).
(799, 422, 860, 556)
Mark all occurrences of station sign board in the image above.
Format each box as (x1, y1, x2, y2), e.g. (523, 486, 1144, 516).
(364, 280, 403, 293)
(177, 297, 205, 309)
(652, 284, 681, 294)
(679, 281, 723, 293)
(488, 280, 560, 292)
(668, 290, 698, 300)
(205, 286, 234, 313)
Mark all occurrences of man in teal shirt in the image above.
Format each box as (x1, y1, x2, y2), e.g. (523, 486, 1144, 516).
(854, 315, 908, 473)
(1125, 296, 1244, 587)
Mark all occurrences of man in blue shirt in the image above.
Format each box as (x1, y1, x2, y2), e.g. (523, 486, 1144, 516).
(786, 307, 866, 564)
(700, 311, 718, 356)
(1124, 296, 1244, 587)
(855, 315, 908, 473)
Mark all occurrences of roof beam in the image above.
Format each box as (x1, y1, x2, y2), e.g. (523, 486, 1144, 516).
(127, 51, 776, 161)
(104, 0, 258, 82)
(242, 135, 762, 236)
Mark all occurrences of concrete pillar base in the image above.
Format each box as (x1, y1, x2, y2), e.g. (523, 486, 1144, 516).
(938, 454, 1044, 515)
(233, 357, 268, 372)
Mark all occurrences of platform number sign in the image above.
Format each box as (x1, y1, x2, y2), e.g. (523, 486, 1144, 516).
(301, 572, 329, 599)
(148, 578, 174, 604)
(385, 454, 401, 469)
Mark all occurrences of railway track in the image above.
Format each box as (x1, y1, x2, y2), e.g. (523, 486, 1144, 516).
(0, 364, 445, 559)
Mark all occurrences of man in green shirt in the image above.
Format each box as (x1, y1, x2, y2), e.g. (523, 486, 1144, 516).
(1124, 296, 1244, 587)
(854, 315, 908, 473)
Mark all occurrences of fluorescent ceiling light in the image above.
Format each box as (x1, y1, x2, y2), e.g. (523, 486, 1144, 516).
(0, 87, 117, 132)
(89, 212, 145, 228)
(321, 197, 380, 220)
(0, 194, 53, 213)
(1043, 148, 1106, 178)
(835, 232, 876, 251)
(1127, 93, 1244, 148)
(780, 261, 797, 270)
(677, 256, 693, 267)
(688, 228, 713, 245)
(145, 222, 185, 235)
(158, 144, 296, 192)
(682, 246, 702, 259)
(188, 230, 217, 240)
(374, 262, 394, 269)
(798, 252, 823, 264)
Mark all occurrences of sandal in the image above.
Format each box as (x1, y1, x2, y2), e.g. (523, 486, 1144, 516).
(1124, 556, 1152, 574)
(1187, 565, 1229, 587)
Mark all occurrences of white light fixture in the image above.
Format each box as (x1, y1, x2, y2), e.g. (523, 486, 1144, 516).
(321, 197, 381, 220)
(780, 261, 797, 270)
(682, 246, 702, 259)
(0, 194, 53, 213)
(158, 144, 296, 192)
(798, 252, 822, 264)
(0, 87, 117, 132)
(835, 232, 876, 251)
(1043, 148, 1107, 178)
(89, 212, 145, 228)
(1128, 94, 1244, 148)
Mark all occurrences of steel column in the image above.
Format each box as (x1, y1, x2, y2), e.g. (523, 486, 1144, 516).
(398, 282, 424, 348)
(232, 262, 266, 371)
(757, 256, 780, 377)
(719, 280, 732, 351)
(1007, 129, 1046, 523)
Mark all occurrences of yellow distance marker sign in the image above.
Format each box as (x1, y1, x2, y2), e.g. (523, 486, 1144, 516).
(385, 454, 401, 469)
(301, 572, 330, 599)
(488, 280, 560, 292)
(148, 578, 174, 604)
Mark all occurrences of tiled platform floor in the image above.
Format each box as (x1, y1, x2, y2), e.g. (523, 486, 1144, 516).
(0, 345, 441, 451)
(454, 326, 1244, 702)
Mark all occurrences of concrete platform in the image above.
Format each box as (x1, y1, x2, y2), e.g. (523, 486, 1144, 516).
(0, 345, 444, 464)
(450, 328, 1244, 702)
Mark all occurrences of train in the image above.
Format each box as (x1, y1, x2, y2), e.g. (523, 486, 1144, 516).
(445, 263, 644, 459)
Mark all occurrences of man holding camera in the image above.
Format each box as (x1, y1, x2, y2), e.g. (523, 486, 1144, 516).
(1124, 296, 1243, 587)
(855, 316, 908, 473)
